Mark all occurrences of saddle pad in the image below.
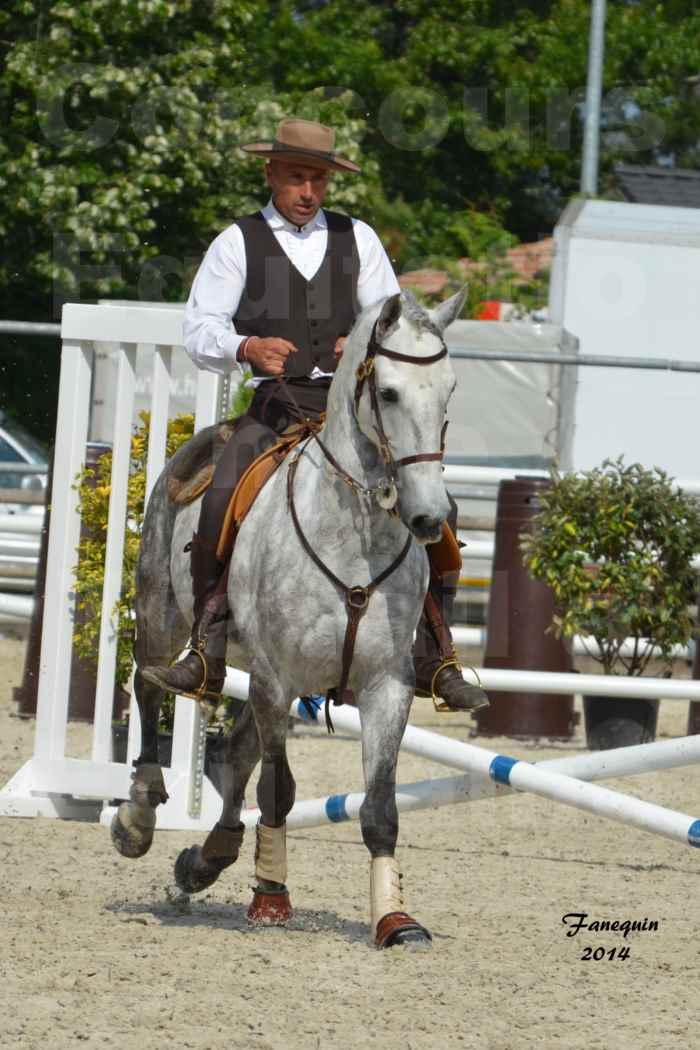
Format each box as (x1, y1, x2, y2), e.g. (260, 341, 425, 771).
(215, 423, 317, 562)
(166, 422, 237, 506)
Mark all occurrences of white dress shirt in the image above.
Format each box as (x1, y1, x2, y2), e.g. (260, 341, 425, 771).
(183, 200, 400, 378)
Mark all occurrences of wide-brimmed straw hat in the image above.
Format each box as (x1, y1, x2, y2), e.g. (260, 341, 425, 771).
(241, 117, 361, 173)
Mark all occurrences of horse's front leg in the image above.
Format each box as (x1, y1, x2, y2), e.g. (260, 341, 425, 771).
(358, 673, 432, 949)
(246, 672, 296, 925)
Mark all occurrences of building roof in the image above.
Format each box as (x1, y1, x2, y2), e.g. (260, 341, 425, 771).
(398, 238, 553, 297)
(615, 165, 700, 209)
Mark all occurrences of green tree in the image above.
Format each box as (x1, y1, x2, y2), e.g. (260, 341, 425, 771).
(521, 458, 700, 677)
(0, 1, 376, 316)
(264, 0, 700, 246)
(0, 1, 376, 436)
(2, 1, 700, 438)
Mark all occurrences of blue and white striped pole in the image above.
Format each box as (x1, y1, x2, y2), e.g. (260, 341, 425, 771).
(292, 695, 700, 849)
(239, 771, 490, 831)
(222, 668, 700, 850)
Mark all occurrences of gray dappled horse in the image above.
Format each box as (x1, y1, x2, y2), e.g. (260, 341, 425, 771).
(112, 289, 464, 948)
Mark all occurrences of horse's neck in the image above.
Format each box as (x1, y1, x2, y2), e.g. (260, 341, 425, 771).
(304, 390, 401, 552)
(322, 388, 379, 486)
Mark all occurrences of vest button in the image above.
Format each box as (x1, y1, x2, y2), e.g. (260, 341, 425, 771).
(313, 339, 319, 346)
(310, 319, 318, 326)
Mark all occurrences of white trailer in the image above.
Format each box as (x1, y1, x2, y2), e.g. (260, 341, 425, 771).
(549, 198, 700, 475)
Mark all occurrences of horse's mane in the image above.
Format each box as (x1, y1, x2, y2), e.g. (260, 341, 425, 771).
(398, 289, 443, 341)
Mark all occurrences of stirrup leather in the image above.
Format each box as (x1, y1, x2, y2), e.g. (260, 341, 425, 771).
(431, 652, 483, 713)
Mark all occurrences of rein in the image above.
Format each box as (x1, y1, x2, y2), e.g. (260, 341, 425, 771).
(285, 318, 450, 731)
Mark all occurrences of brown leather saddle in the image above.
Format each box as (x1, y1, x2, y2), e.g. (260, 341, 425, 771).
(169, 413, 462, 573)
(214, 420, 321, 562)
(212, 423, 462, 572)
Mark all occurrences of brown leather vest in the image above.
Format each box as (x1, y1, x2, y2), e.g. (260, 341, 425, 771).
(233, 210, 359, 379)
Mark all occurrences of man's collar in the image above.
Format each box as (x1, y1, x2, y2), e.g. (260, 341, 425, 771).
(263, 199, 327, 233)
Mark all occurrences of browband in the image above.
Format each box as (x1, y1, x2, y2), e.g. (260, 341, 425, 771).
(354, 320, 448, 412)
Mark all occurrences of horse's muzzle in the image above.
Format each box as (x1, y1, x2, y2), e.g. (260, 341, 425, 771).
(410, 514, 444, 544)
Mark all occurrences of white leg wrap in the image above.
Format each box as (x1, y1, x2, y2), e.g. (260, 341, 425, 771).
(370, 856, 404, 931)
(254, 821, 287, 884)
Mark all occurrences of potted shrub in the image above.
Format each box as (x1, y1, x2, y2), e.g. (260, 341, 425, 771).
(520, 458, 700, 749)
(72, 403, 251, 787)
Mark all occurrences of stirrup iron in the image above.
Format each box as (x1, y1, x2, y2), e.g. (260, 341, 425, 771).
(431, 653, 483, 713)
(167, 643, 224, 707)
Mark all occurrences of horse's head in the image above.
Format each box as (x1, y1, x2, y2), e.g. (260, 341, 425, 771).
(353, 289, 464, 544)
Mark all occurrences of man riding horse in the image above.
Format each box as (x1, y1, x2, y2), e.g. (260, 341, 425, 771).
(143, 117, 488, 714)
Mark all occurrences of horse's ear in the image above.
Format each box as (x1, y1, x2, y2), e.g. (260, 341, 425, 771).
(376, 293, 402, 341)
(430, 286, 467, 333)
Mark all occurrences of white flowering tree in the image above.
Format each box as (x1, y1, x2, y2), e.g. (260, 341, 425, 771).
(1, 1, 376, 304)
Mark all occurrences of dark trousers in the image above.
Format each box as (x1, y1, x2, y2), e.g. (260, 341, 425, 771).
(197, 378, 332, 549)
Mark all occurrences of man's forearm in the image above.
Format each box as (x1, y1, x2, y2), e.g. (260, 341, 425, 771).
(182, 308, 250, 375)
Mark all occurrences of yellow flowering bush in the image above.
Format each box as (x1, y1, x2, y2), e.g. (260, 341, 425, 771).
(72, 411, 195, 688)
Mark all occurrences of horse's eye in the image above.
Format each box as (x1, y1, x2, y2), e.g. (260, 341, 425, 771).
(379, 388, 398, 403)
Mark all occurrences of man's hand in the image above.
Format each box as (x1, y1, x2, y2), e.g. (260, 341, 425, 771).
(244, 336, 298, 375)
(334, 336, 347, 358)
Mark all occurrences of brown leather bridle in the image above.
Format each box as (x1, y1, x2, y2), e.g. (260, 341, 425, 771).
(352, 319, 449, 500)
(286, 319, 451, 730)
(308, 319, 450, 509)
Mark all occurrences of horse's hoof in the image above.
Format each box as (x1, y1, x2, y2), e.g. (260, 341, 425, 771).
(110, 802, 155, 859)
(247, 888, 292, 926)
(384, 927, 433, 950)
(174, 845, 233, 894)
(375, 912, 433, 950)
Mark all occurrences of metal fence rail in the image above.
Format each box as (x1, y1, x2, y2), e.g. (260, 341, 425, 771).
(449, 345, 700, 373)
(0, 321, 60, 337)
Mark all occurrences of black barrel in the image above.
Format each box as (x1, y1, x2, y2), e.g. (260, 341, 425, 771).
(474, 476, 575, 739)
(583, 694, 659, 750)
(688, 615, 700, 735)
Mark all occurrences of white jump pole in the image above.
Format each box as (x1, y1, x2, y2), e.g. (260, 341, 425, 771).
(458, 534, 700, 575)
(0, 514, 43, 534)
(222, 667, 700, 850)
(239, 732, 700, 832)
(452, 665, 700, 702)
(0, 593, 34, 619)
(450, 626, 690, 662)
(442, 464, 700, 497)
(239, 773, 491, 831)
